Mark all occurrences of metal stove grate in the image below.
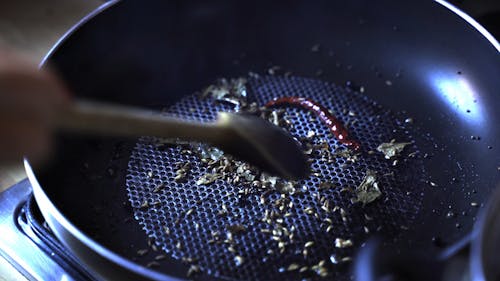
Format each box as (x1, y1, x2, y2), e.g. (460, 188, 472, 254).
(126, 76, 426, 280)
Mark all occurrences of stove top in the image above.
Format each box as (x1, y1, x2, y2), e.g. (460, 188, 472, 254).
(0, 179, 98, 281)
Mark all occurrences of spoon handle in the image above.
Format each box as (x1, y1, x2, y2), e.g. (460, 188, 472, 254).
(55, 100, 223, 142)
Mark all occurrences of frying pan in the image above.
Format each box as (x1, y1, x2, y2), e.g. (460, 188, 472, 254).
(24, 0, 499, 280)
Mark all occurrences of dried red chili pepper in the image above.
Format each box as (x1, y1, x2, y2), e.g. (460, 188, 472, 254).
(265, 97, 360, 150)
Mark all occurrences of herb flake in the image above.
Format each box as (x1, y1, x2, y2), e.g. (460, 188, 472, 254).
(352, 170, 382, 205)
(377, 141, 411, 159)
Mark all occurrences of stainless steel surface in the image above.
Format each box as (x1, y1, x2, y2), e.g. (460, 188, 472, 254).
(0, 179, 75, 281)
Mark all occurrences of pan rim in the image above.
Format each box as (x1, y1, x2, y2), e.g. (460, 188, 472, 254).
(435, 0, 500, 52)
(24, 159, 182, 281)
(39, 0, 120, 68)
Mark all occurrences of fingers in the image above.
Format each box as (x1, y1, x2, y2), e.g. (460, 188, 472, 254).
(0, 51, 71, 126)
(0, 48, 71, 165)
(0, 118, 52, 165)
(0, 67, 70, 110)
(0, 48, 70, 100)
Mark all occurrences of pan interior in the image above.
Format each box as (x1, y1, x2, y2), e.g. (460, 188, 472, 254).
(125, 75, 426, 280)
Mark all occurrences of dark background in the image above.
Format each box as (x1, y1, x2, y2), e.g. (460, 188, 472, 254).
(452, 0, 500, 39)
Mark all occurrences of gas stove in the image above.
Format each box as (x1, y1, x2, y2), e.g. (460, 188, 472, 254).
(0, 179, 98, 281)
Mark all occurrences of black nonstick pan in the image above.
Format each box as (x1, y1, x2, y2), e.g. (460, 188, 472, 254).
(25, 0, 500, 280)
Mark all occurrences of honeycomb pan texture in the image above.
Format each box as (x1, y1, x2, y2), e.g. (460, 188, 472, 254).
(126, 76, 425, 280)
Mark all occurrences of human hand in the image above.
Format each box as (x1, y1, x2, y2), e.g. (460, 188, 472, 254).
(0, 48, 69, 165)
